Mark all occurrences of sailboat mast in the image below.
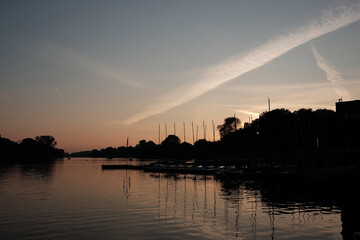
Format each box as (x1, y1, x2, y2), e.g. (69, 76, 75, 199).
(158, 124, 160, 144)
(212, 120, 215, 142)
(196, 125, 198, 142)
(203, 121, 205, 139)
(234, 114, 237, 130)
(183, 122, 186, 143)
(205, 124, 207, 140)
(192, 122, 195, 144)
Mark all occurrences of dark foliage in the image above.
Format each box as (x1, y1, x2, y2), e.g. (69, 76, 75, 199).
(0, 135, 65, 164)
(217, 116, 241, 138)
(69, 107, 359, 168)
(35, 135, 57, 148)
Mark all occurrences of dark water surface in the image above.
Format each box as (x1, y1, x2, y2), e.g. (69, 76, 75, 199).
(0, 158, 356, 239)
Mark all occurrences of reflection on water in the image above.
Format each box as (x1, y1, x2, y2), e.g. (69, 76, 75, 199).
(0, 162, 56, 182)
(122, 170, 131, 202)
(0, 158, 359, 239)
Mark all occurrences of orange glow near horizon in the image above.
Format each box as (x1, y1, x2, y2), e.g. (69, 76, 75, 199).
(1, 1, 359, 153)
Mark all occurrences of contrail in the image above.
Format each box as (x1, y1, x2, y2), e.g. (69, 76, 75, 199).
(124, 1, 360, 125)
(55, 87, 62, 97)
(311, 45, 351, 99)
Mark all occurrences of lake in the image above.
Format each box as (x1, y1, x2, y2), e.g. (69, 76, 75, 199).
(0, 158, 358, 239)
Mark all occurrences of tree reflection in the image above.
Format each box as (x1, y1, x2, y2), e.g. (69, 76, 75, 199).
(219, 175, 360, 240)
(146, 170, 359, 239)
(19, 162, 56, 182)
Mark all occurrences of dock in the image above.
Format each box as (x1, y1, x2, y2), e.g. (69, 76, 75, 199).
(101, 163, 273, 177)
(101, 165, 145, 170)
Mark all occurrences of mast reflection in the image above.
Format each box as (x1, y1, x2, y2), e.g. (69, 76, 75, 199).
(122, 169, 131, 202)
(146, 170, 358, 239)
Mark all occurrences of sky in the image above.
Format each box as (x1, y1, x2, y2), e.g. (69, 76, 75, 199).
(1, 0, 360, 152)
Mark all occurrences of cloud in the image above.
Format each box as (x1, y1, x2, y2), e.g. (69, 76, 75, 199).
(123, 0, 360, 125)
(219, 81, 334, 93)
(235, 110, 260, 118)
(311, 45, 351, 100)
(37, 43, 146, 89)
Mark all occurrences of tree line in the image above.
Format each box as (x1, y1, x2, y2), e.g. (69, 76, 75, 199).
(0, 135, 65, 164)
(71, 107, 360, 168)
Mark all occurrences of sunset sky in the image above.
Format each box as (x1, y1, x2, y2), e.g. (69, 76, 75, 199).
(1, 0, 360, 152)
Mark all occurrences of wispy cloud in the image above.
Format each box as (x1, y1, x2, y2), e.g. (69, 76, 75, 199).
(219, 81, 334, 93)
(311, 45, 351, 99)
(38, 43, 145, 89)
(235, 110, 260, 118)
(124, 0, 360, 125)
(219, 79, 360, 114)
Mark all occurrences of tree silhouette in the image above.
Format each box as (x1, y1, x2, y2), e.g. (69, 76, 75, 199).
(161, 135, 181, 145)
(217, 116, 241, 138)
(1, 135, 64, 163)
(35, 135, 57, 148)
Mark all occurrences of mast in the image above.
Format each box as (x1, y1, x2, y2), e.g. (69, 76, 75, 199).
(183, 122, 186, 143)
(212, 120, 215, 142)
(234, 114, 237, 130)
(267, 97, 271, 112)
(158, 124, 160, 144)
(204, 124, 207, 140)
(203, 120, 206, 140)
(126, 136, 129, 147)
(165, 124, 168, 137)
(192, 122, 195, 144)
(196, 125, 199, 142)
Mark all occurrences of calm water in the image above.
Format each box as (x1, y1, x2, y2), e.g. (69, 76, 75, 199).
(0, 158, 350, 239)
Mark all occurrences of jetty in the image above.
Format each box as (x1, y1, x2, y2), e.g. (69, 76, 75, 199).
(101, 165, 145, 170)
(101, 162, 293, 178)
(101, 163, 217, 174)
